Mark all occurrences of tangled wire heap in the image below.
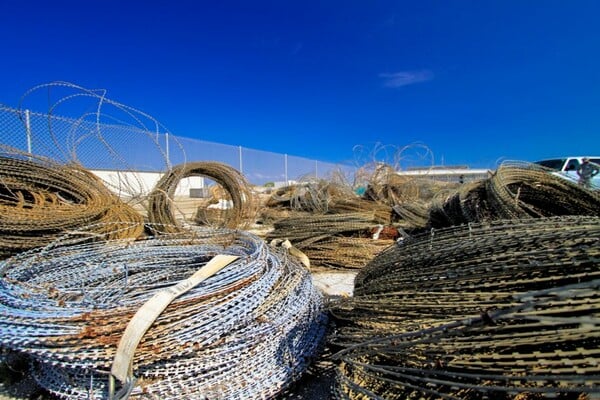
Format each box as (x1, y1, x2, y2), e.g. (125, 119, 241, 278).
(330, 216, 600, 399)
(147, 161, 255, 232)
(0, 228, 327, 399)
(429, 161, 600, 228)
(266, 181, 393, 224)
(0, 153, 143, 258)
(266, 212, 395, 271)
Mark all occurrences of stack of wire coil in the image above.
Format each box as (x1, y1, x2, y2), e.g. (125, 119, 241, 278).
(429, 161, 600, 228)
(266, 212, 394, 271)
(265, 180, 393, 225)
(0, 225, 328, 399)
(0, 152, 144, 258)
(330, 216, 600, 399)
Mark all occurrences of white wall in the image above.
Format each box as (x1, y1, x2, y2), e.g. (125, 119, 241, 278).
(91, 170, 204, 197)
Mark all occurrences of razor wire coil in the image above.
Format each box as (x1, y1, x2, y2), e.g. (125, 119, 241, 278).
(147, 161, 256, 232)
(0, 152, 144, 258)
(429, 162, 600, 228)
(330, 216, 600, 398)
(0, 226, 328, 399)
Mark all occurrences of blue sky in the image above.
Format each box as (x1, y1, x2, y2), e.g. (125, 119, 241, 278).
(1, 0, 599, 169)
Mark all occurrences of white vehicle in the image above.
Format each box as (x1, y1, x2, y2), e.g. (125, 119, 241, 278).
(534, 156, 600, 189)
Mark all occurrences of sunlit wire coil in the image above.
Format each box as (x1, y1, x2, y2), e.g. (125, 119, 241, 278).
(0, 152, 144, 258)
(330, 216, 600, 398)
(0, 225, 328, 399)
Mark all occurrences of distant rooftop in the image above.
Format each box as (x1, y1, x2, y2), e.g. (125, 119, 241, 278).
(396, 166, 492, 183)
(404, 165, 470, 171)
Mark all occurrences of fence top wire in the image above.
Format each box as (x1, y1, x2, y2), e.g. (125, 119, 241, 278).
(1, 81, 357, 186)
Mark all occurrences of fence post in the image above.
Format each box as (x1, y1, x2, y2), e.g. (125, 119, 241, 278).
(165, 131, 171, 169)
(25, 109, 32, 155)
(239, 146, 243, 174)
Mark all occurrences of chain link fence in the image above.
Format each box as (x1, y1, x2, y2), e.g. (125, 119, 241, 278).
(0, 105, 355, 187)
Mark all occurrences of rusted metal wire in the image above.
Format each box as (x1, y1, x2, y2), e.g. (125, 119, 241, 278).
(429, 162, 600, 228)
(363, 164, 460, 208)
(392, 201, 432, 229)
(0, 226, 327, 399)
(266, 181, 393, 224)
(265, 212, 396, 272)
(147, 161, 256, 233)
(0, 152, 144, 258)
(267, 212, 381, 243)
(294, 236, 394, 271)
(330, 216, 600, 398)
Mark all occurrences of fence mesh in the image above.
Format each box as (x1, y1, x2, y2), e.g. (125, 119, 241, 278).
(0, 105, 354, 186)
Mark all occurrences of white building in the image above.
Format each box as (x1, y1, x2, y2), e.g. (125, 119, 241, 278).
(91, 170, 205, 198)
(395, 166, 493, 183)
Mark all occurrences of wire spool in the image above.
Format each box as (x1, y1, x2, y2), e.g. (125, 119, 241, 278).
(0, 226, 327, 399)
(147, 161, 255, 233)
(330, 216, 600, 398)
(0, 153, 144, 258)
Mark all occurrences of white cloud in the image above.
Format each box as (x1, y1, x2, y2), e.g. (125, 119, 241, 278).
(379, 70, 433, 88)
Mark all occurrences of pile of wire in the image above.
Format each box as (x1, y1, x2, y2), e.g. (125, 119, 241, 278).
(330, 216, 600, 398)
(267, 212, 382, 244)
(294, 236, 394, 271)
(266, 213, 395, 271)
(147, 161, 256, 233)
(0, 226, 327, 399)
(363, 164, 460, 208)
(266, 181, 393, 224)
(266, 180, 334, 213)
(391, 200, 432, 228)
(429, 161, 600, 228)
(0, 152, 143, 258)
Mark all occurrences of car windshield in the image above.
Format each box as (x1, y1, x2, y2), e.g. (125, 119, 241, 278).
(535, 159, 565, 170)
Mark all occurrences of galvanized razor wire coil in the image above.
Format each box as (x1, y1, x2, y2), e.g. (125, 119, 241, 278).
(0, 226, 327, 399)
(330, 216, 600, 398)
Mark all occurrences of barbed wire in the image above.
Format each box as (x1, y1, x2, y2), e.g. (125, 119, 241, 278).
(0, 151, 144, 259)
(146, 161, 257, 232)
(0, 226, 328, 399)
(330, 216, 600, 398)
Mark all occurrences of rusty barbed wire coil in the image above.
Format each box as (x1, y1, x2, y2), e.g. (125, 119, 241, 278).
(0, 152, 144, 258)
(330, 216, 600, 399)
(266, 180, 393, 225)
(266, 212, 395, 271)
(147, 161, 256, 233)
(428, 161, 600, 228)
